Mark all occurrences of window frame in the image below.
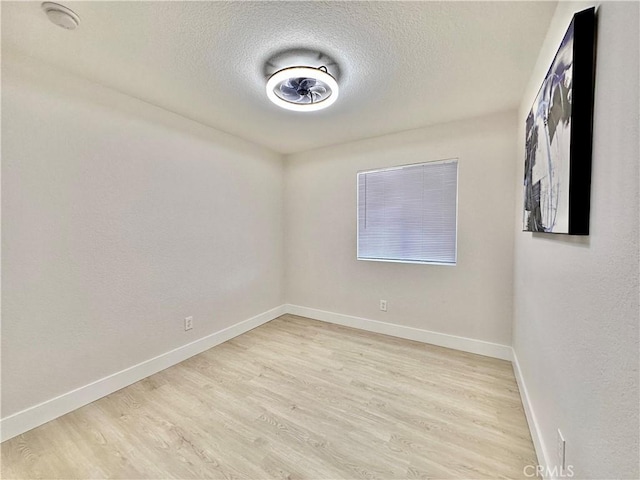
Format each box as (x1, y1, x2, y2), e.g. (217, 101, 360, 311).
(356, 158, 459, 266)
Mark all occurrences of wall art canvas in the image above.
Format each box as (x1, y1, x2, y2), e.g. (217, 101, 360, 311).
(523, 7, 596, 235)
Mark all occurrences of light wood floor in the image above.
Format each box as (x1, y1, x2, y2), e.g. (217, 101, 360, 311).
(1, 314, 536, 479)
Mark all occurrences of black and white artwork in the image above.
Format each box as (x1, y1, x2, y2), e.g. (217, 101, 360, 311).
(523, 8, 596, 235)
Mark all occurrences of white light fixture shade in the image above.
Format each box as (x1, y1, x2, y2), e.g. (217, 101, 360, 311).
(266, 67, 339, 112)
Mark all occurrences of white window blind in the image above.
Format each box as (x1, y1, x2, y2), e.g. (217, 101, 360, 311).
(357, 159, 458, 265)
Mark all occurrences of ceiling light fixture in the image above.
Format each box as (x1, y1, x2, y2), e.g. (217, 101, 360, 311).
(266, 66, 339, 112)
(41, 2, 80, 30)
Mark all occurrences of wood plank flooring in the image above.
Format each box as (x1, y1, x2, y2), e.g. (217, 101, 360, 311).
(1, 314, 536, 479)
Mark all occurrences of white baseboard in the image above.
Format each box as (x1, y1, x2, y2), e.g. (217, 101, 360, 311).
(2, 301, 541, 474)
(0, 305, 287, 443)
(512, 349, 550, 476)
(285, 304, 513, 361)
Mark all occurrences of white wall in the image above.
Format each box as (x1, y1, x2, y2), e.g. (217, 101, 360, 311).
(1, 53, 284, 418)
(513, 2, 639, 478)
(285, 112, 517, 346)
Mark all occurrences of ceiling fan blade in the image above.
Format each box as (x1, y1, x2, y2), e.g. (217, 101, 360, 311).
(310, 85, 327, 96)
(287, 78, 302, 89)
(279, 84, 302, 101)
(297, 78, 316, 90)
(310, 91, 324, 102)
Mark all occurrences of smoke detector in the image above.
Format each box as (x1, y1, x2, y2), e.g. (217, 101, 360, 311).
(41, 2, 80, 30)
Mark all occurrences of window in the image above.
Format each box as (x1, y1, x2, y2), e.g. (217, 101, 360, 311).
(357, 159, 458, 265)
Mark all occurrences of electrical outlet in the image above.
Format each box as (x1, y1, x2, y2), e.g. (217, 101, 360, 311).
(380, 300, 387, 312)
(557, 428, 566, 473)
(184, 316, 193, 331)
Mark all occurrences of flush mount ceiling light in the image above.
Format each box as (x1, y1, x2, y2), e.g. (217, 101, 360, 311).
(41, 2, 80, 30)
(266, 66, 339, 112)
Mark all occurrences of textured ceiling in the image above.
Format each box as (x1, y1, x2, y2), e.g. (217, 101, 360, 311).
(2, 1, 557, 154)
